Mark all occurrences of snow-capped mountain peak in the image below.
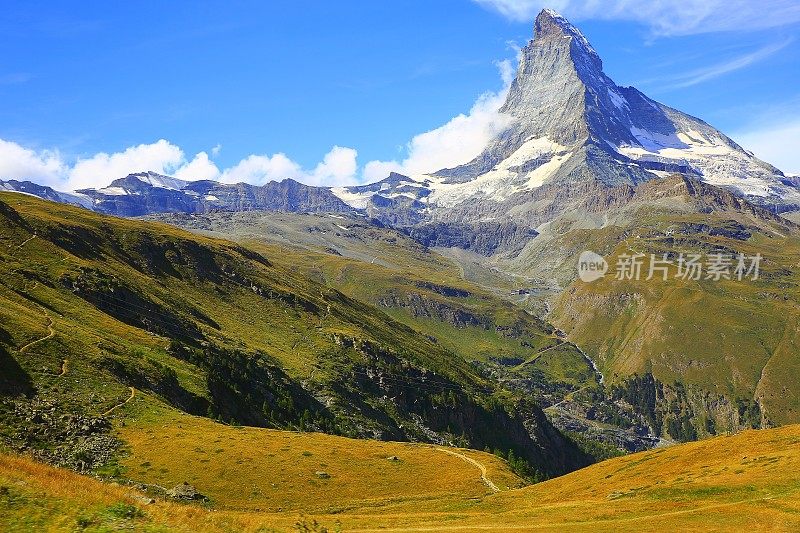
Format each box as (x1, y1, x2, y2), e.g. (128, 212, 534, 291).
(331, 9, 800, 217)
(534, 8, 601, 69)
(3, 10, 798, 228)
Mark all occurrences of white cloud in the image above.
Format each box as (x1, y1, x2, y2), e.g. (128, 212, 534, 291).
(174, 151, 221, 181)
(309, 146, 358, 186)
(0, 139, 65, 186)
(472, 1, 800, 37)
(220, 153, 303, 185)
(0, 136, 364, 190)
(363, 59, 515, 178)
(363, 160, 404, 182)
(734, 119, 800, 175)
(67, 139, 184, 190)
(219, 146, 360, 187)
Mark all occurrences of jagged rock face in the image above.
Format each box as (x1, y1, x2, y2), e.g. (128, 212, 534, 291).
(430, 9, 797, 205)
(407, 221, 538, 256)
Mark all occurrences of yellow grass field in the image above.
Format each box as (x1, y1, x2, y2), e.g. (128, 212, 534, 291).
(3, 395, 800, 532)
(118, 399, 522, 514)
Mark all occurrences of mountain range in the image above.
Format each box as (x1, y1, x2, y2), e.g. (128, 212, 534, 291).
(3, 10, 798, 232)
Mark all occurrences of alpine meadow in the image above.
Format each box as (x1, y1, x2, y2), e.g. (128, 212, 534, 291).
(1, 3, 800, 532)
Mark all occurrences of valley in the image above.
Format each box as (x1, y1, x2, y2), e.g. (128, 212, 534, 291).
(1, 6, 799, 532)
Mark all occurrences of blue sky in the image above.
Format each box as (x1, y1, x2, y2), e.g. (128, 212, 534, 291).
(1, 0, 799, 190)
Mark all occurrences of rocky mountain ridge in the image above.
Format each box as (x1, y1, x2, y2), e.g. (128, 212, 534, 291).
(341, 9, 799, 227)
(1, 171, 354, 218)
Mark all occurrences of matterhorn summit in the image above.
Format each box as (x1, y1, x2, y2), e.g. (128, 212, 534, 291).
(334, 9, 800, 219)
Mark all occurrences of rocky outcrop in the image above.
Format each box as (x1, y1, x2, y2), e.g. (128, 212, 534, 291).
(330, 334, 591, 478)
(610, 373, 764, 440)
(366, 194, 426, 226)
(378, 291, 489, 328)
(406, 222, 538, 256)
(414, 281, 471, 298)
(167, 482, 206, 501)
(0, 398, 120, 472)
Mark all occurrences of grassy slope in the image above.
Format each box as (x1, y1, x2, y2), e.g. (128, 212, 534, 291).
(548, 207, 800, 427)
(117, 395, 522, 514)
(150, 211, 596, 393)
(0, 192, 590, 479)
(0, 191, 488, 400)
(3, 422, 800, 531)
(251, 241, 583, 382)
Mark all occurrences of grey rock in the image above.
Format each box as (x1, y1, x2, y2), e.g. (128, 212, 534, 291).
(166, 482, 205, 500)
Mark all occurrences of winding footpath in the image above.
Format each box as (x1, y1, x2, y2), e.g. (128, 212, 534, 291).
(514, 341, 564, 370)
(11, 234, 37, 255)
(18, 311, 55, 354)
(101, 387, 136, 417)
(436, 448, 500, 493)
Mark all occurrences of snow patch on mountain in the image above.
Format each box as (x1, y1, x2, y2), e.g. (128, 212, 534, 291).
(330, 187, 375, 209)
(58, 191, 94, 209)
(95, 186, 131, 196)
(427, 137, 568, 207)
(616, 122, 800, 201)
(331, 135, 574, 210)
(628, 127, 687, 152)
(131, 171, 189, 191)
(607, 89, 629, 111)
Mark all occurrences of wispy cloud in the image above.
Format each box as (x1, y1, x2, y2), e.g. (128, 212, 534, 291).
(652, 39, 794, 90)
(362, 59, 516, 181)
(472, 1, 800, 37)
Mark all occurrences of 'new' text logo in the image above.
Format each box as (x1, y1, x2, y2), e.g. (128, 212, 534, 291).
(577, 251, 608, 282)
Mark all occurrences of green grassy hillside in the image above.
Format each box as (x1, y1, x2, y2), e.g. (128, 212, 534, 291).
(0, 191, 589, 482)
(146, 211, 600, 405)
(542, 189, 800, 437)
